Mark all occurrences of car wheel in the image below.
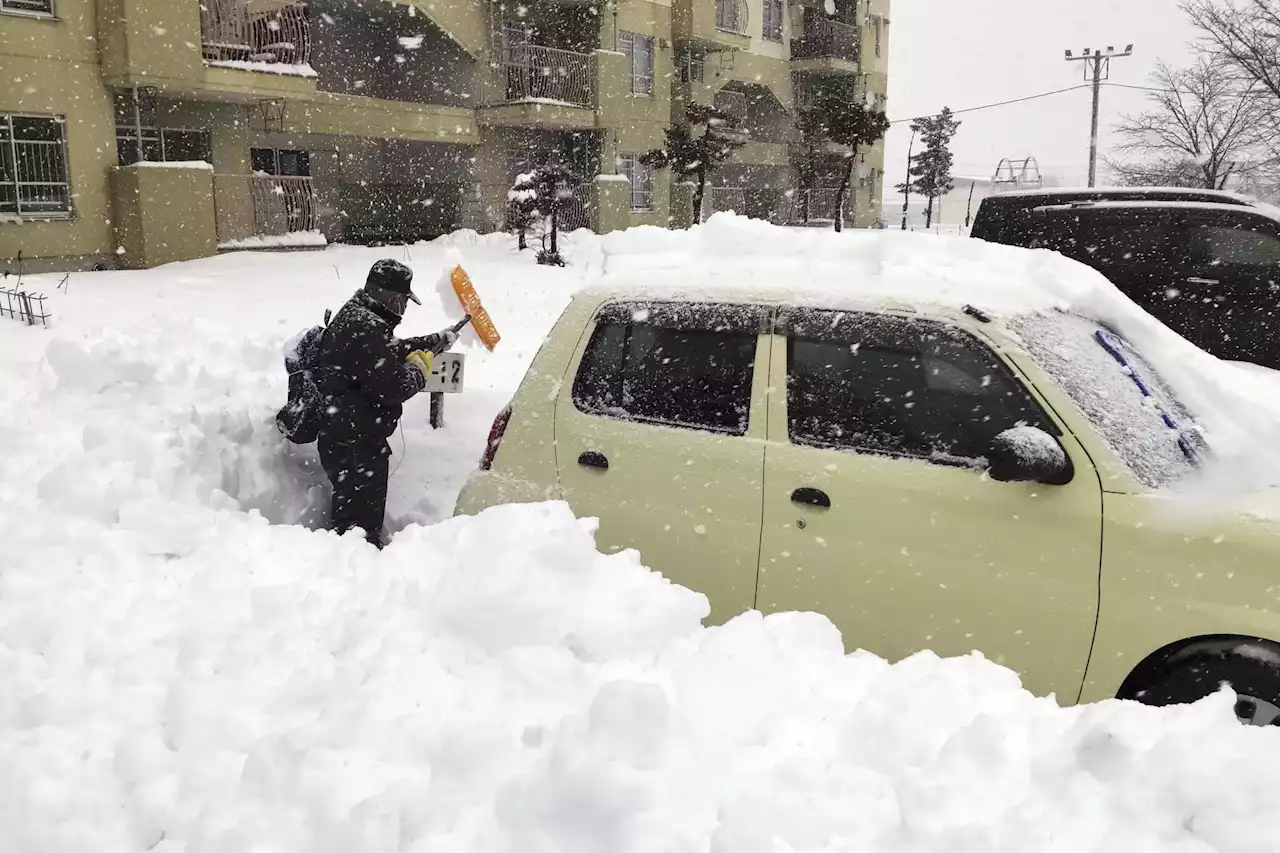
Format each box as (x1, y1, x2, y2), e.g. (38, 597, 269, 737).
(1135, 655, 1280, 726)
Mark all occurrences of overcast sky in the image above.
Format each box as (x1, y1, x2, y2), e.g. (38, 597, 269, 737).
(884, 0, 1199, 197)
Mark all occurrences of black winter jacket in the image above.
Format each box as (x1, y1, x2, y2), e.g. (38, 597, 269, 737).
(314, 290, 447, 443)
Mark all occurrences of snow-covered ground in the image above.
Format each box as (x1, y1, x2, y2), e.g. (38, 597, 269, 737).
(3, 217, 1280, 851)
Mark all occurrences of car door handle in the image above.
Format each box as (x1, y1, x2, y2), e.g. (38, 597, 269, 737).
(1186, 277, 1220, 285)
(578, 451, 609, 471)
(791, 487, 831, 508)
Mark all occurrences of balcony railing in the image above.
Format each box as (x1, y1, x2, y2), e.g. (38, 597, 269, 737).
(713, 90, 748, 123)
(214, 174, 318, 244)
(711, 90, 752, 141)
(200, 0, 312, 66)
(708, 186, 746, 216)
(784, 188, 857, 225)
(791, 13, 861, 64)
(506, 183, 596, 233)
(715, 0, 748, 35)
(498, 45, 596, 108)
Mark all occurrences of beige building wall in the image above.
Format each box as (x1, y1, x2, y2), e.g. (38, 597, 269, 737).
(601, 0, 674, 229)
(1, 6, 119, 270)
(1, 0, 890, 271)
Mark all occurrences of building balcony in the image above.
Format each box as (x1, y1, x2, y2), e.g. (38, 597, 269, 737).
(199, 0, 312, 67)
(97, 0, 316, 101)
(791, 13, 861, 74)
(479, 45, 599, 129)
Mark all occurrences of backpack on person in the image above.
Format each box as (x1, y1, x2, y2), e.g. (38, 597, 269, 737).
(276, 309, 331, 444)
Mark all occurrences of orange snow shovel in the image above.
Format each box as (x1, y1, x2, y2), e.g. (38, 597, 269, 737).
(449, 265, 501, 351)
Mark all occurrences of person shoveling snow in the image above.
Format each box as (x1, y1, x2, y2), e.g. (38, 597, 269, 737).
(279, 258, 465, 548)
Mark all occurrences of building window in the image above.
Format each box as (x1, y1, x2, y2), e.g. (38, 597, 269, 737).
(678, 48, 705, 83)
(618, 153, 653, 212)
(0, 114, 70, 217)
(1, 0, 55, 15)
(251, 147, 310, 177)
(116, 126, 212, 166)
(763, 0, 784, 42)
(619, 31, 654, 97)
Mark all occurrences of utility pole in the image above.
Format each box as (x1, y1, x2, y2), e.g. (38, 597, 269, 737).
(1065, 44, 1133, 187)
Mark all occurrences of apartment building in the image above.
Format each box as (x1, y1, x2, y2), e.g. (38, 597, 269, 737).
(0, 0, 889, 271)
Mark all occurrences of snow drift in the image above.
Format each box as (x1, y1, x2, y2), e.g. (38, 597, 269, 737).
(2, 499, 1278, 853)
(3, 216, 1280, 852)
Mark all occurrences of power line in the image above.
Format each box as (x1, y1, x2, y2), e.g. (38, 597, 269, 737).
(888, 84, 1091, 125)
(885, 78, 1182, 126)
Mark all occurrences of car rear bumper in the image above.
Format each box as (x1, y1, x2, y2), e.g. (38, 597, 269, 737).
(453, 469, 562, 518)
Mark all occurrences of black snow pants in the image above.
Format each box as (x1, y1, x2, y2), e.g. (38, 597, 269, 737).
(318, 435, 392, 548)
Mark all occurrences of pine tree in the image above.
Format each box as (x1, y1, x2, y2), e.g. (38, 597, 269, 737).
(896, 107, 961, 229)
(797, 79, 891, 232)
(528, 164, 581, 267)
(642, 103, 747, 224)
(506, 171, 540, 251)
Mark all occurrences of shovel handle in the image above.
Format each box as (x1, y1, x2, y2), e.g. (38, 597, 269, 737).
(450, 314, 473, 334)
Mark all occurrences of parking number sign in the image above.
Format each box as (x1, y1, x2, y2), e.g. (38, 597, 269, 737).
(424, 352, 465, 394)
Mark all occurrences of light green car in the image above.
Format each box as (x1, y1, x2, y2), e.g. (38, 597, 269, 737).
(456, 284, 1280, 726)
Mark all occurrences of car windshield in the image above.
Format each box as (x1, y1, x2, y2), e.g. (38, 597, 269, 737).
(1009, 312, 1208, 488)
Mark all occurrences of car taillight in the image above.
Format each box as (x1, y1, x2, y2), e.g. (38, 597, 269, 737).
(479, 404, 513, 471)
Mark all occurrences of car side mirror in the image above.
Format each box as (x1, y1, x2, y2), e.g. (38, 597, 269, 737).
(987, 426, 1073, 485)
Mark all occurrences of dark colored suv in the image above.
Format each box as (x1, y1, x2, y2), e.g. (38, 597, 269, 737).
(970, 187, 1280, 369)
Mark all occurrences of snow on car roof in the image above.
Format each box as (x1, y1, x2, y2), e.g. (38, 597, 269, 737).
(990, 185, 1262, 204)
(587, 214, 1113, 322)
(586, 215, 1280, 506)
(1029, 199, 1280, 219)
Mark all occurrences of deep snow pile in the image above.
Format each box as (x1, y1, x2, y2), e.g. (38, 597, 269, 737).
(3, 216, 1280, 851)
(2, 501, 1279, 853)
(1, 229, 599, 532)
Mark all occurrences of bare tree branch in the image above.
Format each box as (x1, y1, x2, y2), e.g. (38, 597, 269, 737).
(1106, 54, 1267, 189)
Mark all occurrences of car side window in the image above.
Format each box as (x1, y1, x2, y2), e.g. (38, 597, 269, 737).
(785, 310, 1057, 464)
(1187, 216, 1280, 269)
(572, 301, 765, 436)
(1033, 208, 1189, 272)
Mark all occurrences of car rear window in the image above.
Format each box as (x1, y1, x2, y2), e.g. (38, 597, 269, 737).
(571, 301, 766, 436)
(1011, 312, 1206, 488)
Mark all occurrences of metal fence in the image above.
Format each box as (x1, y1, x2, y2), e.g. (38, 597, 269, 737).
(0, 285, 50, 327)
(715, 0, 749, 35)
(791, 13, 861, 63)
(499, 45, 596, 108)
(200, 0, 312, 65)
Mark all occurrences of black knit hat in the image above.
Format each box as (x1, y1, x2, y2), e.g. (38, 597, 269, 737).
(365, 259, 421, 304)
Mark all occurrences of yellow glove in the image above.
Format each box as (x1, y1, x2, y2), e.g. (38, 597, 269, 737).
(406, 349, 433, 386)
